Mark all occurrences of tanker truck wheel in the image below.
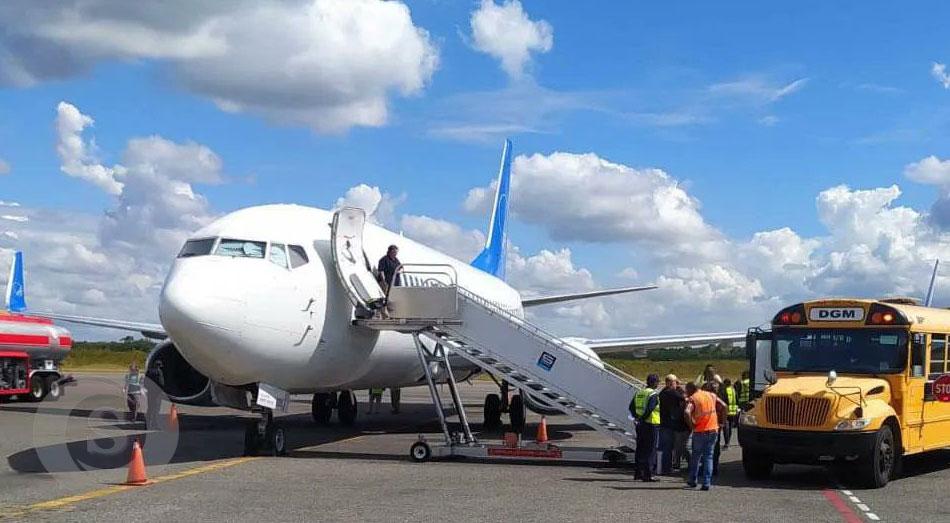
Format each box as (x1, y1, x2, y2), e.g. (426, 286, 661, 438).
(28, 376, 49, 402)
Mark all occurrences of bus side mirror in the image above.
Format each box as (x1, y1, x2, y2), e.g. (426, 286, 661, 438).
(764, 369, 778, 386)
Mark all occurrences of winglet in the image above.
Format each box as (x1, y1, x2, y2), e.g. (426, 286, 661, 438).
(470, 139, 512, 280)
(925, 259, 940, 307)
(5, 251, 26, 312)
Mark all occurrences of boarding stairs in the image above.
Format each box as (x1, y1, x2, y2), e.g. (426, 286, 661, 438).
(331, 208, 644, 450)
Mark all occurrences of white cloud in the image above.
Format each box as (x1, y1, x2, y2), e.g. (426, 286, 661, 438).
(334, 184, 404, 226)
(707, 76, 809, 104)
(0, 158, 9, 175)
(469, 0, 553, 79)
(465, 151, 719, 245)
(905, 155, 950, 186)
(1, 215, 28, 222)
(933, 63, 950, 89)
(399, 215, 485, 261)
(0, 0, 439, 132)
(758, 115, 779, 127)
(0, 201, 20, 207)
(55, 101, 125, 195)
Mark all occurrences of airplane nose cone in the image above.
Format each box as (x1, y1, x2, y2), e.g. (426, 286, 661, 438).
(159, 258, 249, 382)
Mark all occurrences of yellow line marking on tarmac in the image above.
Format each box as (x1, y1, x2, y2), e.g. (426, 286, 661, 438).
(2, 457, 259, 520)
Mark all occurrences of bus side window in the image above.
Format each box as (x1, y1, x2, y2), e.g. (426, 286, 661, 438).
(911, 333, 926, 378)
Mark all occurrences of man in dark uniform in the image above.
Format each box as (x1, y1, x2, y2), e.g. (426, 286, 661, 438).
(377, 245, 401, 294)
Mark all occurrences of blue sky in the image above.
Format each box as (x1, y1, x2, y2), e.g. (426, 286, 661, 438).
(1, 1, 949, 339)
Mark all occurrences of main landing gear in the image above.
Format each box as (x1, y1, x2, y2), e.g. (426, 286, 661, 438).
(310, 390, 358, 426)
(482, 378, 526, 433)
(244, 408, 286, 457)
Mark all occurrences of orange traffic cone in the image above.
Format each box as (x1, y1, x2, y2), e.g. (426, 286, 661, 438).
(168, 404, 179, 431)
(125, 439, 149, 486)
(536, 416, 549, 444)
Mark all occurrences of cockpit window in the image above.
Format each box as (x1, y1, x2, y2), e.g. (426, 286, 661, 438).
(215, 239, 265, 258)
(269, 243, 288, 268)
(288, 245, 309, 268)
(178, 238, 216, 258)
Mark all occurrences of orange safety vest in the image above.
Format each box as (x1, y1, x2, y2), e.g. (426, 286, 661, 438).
(690, 391, 719, 433)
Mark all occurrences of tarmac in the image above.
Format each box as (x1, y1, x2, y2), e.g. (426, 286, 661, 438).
(2, 373, 950, 522)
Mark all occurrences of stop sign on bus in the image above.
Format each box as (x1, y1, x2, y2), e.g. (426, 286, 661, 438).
(935, 375, 950, 403)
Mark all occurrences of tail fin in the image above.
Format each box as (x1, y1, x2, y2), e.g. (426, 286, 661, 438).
(4, 251, 26, 312)
(471, 139, 512, 280)
(926, 259, 940, 307)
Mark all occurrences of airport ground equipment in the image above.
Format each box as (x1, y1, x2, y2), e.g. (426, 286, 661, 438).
(332, 208, 643, 462)
(0, 312, 75, 401)
(0, 351, 30, 401)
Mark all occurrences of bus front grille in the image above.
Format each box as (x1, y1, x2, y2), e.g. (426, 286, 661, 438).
(765, 396, 831, 427)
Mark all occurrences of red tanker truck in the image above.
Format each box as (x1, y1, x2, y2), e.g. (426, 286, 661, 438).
(0, 311, 74, 401)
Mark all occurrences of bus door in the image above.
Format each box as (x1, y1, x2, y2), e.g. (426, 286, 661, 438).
(904, 333, 928, 451)
(922, 333, 950, 450)
(746, 328, 772, 400)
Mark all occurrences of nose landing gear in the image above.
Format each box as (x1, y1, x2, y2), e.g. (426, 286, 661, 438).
(244, 408, 287, 457)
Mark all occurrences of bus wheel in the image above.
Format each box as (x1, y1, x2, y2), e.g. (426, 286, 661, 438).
(742, 449, 773, 480)
(860, 425, 895, 489)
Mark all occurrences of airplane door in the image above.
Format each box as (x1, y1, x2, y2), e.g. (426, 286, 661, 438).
(747, 328, 773, 399)
(330, 207, 386, 309)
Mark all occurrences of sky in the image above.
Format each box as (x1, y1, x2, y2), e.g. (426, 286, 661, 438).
(1, 0, 950, 341)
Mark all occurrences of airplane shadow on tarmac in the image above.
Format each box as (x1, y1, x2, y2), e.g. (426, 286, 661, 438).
(6, 400, 591, 474)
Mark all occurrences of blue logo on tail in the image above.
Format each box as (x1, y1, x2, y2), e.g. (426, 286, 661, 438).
(6, 251, 26, 312)
(470, 139, 512, 280)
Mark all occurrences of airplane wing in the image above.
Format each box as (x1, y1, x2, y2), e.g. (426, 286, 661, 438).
(581, 332, 747, 355)
(28, 311, 167, 340)
(522, 285, 658, 307)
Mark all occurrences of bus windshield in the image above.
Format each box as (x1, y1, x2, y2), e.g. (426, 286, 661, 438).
(773, 329, 907, 374)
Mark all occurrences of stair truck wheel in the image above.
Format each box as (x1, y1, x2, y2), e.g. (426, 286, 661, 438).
(858, 424, 896, 489)
(509, 394, 526, 433)
(484, 393, 502, 429)
(311, 393, 333, 425)
(337, 390, 358, 426)
(410, 441, 432, 463)
(742, 449, 774, 480)
(268, 423, 287, 457)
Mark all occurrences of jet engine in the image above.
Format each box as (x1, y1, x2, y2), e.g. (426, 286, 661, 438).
(145, 340, 214, 405)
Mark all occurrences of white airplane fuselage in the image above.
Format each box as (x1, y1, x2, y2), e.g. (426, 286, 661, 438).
(158, 204, 523, 393)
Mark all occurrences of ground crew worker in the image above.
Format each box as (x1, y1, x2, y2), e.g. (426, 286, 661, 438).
(721, 378, 738, 449)
(658, 374, 687, 474)
(368, 387, 384, 414)
(685, 381, 727, 491)
(736, 371, 751, 408)
(630, 373, 661, 482)
(377, 245, 401, 293)
(390, 387, 401, 414)
(124, 363, 143, 422)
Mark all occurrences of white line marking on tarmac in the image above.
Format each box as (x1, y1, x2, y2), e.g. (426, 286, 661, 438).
(838, 486, 882, 521)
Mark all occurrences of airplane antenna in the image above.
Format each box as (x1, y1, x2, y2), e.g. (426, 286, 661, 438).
(925, 259, 940, 307)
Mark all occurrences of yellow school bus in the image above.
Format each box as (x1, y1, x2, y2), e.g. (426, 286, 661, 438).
(738, 298, 950, 488)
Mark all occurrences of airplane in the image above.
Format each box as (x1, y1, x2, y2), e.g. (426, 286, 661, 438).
(4, 140, 746, 455)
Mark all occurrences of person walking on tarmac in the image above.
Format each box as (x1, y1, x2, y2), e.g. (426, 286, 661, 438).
(658, 374, 687, 475)
(685, 381, 727, 490)
(630, 373, 661, 482)
(736, 371, 751, 408)
(721, 378, 738, 449)
(368, 388, 384, 414)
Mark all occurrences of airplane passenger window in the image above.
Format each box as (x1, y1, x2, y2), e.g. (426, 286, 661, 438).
(178, 238, 216, 258)
(269, 243, 288, 268)
(215, 239, 265, 258)
(288, 245, 309, 268)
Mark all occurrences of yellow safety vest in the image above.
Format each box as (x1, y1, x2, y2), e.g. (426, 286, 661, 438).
(725, 386, 737, 416)
(634, 387, 660, 425)
(370, 388, 384, 395)
(738, 379, 750, 404)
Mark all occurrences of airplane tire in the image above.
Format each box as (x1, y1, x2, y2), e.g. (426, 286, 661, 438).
(337, 390, 357, 426)
(509, 394, 525, 433)
(311, 393, 333, 425)
(483, 394, 502, 429)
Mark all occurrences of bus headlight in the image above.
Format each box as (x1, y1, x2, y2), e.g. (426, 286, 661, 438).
(739, 412, 758, 426)
(834, 418, 871, 431)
